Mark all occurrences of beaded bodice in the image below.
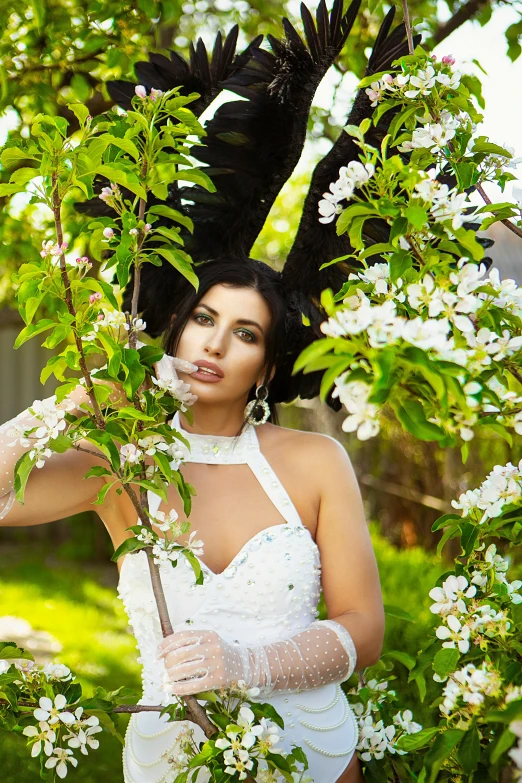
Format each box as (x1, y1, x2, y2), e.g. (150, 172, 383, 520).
(117, 411, 322, 705)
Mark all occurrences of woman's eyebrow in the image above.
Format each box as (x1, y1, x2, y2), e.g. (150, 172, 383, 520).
(198, 302, 265, 335)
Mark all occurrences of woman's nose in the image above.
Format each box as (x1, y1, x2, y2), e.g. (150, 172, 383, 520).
(203, 334, 226, 358)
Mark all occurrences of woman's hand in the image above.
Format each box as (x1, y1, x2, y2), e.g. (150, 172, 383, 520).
(157, 629, 248, 696)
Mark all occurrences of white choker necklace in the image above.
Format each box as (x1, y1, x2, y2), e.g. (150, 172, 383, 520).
(170, 410, 258, 465)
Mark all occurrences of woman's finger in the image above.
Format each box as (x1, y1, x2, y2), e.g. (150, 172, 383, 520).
(166, 663, 210, 685)
(166, 677, 209, 697)
(157, 632, 203, 659)
(164, 649, 206, 669)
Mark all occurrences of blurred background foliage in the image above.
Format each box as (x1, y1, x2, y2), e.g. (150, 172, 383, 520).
(1, 2, 522, 776)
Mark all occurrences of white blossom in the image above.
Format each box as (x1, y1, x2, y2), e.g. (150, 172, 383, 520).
(429, 574, 476, 616)
(34, 694, 75, 726)
(435, 614, 471, 653)
(332, 375, 381, 440)
(45, 747, 78, 778)
(440, 662, 500, 717)
(42, 663, 72, 682)
(120, 443, 143, 468)
(151, 375, 198, 410)
(392, 710, 422, 735)
(23, 722, 56, 757)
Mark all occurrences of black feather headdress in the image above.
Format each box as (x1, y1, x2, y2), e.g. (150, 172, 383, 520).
(79, 2, 417, 407)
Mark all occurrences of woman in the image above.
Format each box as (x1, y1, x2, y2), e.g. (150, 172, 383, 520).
(0, 258, 385, 783)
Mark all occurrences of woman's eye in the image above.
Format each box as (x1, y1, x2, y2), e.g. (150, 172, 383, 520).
(236, 329, 255, 343)
(193, 314, 255, 342)
(193, 313, 212, 324)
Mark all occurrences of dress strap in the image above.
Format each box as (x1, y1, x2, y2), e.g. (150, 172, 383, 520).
(150, 410, 306, 529)
(245, 428, 303, 528)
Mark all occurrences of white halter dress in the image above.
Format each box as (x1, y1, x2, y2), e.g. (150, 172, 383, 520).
(117, 412, 359, 783)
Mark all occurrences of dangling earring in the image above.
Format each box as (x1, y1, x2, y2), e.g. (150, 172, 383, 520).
(244, 384, 270, 426)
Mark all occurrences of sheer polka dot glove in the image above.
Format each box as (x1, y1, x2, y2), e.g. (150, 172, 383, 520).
(158, 620, 357, 698)
(0, 395, 80, 521)
(158, 629, 250, 697)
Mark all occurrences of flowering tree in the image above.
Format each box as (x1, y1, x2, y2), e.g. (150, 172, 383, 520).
(295, 32, 522, 783)
(0, 90, 308, 782)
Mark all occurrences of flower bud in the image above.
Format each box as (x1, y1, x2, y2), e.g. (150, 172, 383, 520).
(143, 223, 151, 233)
(150, 88, 163, 102)
(102, 227, 115, 240)
(129, 228, 138, 236)
(135, 85, 147, 99)
(442, 55, 456, 65)
(89, 292, 103, 304)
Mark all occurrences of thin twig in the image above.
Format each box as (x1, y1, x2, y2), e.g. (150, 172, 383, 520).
(401, 0, 414, 55)
(477, 184, 522, 241)
(51, 173, 105, 429)
(124, 170, 217, 739)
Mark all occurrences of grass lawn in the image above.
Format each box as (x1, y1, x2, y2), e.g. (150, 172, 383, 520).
(0, 528, 448, 781)
(0, 548, 140, 782)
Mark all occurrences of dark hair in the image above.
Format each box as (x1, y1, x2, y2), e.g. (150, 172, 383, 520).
(126, 256, 341, 422)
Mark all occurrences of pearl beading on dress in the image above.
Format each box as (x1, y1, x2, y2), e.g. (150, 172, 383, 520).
(117, 412, 359, 783)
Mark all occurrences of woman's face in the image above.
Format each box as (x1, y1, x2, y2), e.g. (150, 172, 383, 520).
(174, 283, 273, 406)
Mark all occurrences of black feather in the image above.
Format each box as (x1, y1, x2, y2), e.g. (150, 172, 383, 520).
(282, 10, 417, 311)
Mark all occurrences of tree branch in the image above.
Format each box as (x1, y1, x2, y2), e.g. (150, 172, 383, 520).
(402, 0, 415, 54)
(477, 184, 522, 241)
(432, 0, 492, 45)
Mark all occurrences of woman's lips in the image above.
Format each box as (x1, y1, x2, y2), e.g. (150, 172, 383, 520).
(190, 368, 224, 383)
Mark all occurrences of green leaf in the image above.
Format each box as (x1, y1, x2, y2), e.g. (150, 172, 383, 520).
(403, 203, 428, 229)
(170, 168, 216, 192)
(117, 407, 156, 421)
(393, 400, 445, 442)
(101, 134, 140, 161)
(425, 729, 465, 783)
(96, 165, 146, 200)
(431, 513, 461, 532)
(13, 319, 55, 349)
(9, 167, 38, 186)
(395, 727, 440, 752)
(457, 723, 480, 774)
(389, 249, 412, 281)
(83, 466, 114, 480)
(293, 338, 340, 374)
(490, 727, 517, 765)
(433, 648, 460, 678)
(111, 536, 146, 562)
(154, 247, 199, 289)
(1, 147, 39, 166)
(0, 642, 34, 661)
(13, 452, 36, 504)
(66, 103, 90, 126)
(336, 203, 376, 236)
(0, 183, 25, 197)
(381, 650, 416, 670)
(92, 482, 115, 505)
(154, 226, 183, 245)
(436, 523, 461, 559)
(383, 604, 415, 623)
(147, 204, 194, 233)
(319, 358, 353, 401)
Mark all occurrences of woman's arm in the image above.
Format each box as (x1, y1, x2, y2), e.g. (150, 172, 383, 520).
(0, 384, 111, 527)
(314, 434, 385, 669)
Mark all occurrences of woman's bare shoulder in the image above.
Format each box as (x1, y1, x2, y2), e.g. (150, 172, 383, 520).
(258, 421, 346, 464)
